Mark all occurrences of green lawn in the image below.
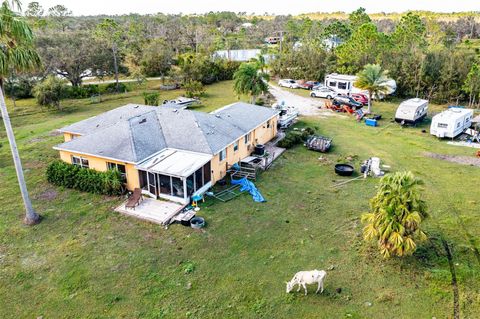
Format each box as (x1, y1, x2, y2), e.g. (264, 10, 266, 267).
(1, 83, 479, 318)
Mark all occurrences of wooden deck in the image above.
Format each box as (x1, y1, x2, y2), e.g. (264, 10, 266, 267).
(115, 198, 185, 226)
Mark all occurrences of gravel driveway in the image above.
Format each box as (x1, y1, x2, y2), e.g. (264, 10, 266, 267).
(269, 84, 335, 117)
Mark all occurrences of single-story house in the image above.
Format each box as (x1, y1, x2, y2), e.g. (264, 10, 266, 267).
(54, 102, 279, 204)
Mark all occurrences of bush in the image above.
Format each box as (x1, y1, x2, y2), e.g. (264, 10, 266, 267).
(215, 60, 241, 81)
(277, 127, 316, 149)
(361, 171, 428, 258)
(183, 80, 205, 98)
(4, 77, 37, 99)
(143, 91, 160, 106)
(46, 160, 124, 196)
(33, 75, 67, 109)
(100, 82, 130, 94)
(63, 85, 100, 99)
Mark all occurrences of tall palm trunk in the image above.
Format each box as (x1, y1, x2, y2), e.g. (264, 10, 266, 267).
(0, 88, 40, 225)
(367, 91, 372, 113)
(112, 44, 120, 93)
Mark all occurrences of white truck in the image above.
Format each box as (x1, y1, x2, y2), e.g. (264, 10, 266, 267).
(430, 107, 474, 138)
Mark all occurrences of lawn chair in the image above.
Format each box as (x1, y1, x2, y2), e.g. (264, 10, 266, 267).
(125, 188, 143, 210)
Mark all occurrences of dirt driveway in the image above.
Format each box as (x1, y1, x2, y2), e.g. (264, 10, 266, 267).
(269, 84, 337, 117)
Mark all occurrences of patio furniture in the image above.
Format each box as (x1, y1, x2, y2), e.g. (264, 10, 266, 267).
(125, 188, 143, 210)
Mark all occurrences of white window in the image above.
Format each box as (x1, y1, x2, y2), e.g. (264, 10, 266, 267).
(244, 133, 251, 144)
(233, 141, 239, 152)
(72, 155, 89, 168)
(219, 148, 227, 161)
(437, 123, 448, 128)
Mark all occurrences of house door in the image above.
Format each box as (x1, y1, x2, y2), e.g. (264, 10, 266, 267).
(148, 172, 157, 196)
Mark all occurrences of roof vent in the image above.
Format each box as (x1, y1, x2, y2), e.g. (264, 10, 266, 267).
(215, 114, 220, 118)
(139, 118, 147, 124)
(96, 124, 100, 127)
(134, 105, 139, 109)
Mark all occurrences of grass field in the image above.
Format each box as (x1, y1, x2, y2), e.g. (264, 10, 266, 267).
(1, 82, 479, 318)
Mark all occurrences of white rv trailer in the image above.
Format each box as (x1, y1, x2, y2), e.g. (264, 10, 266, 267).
(324, 73, 396, 97)
(430, 107, 474, 138)
(394, 98, 429, 124)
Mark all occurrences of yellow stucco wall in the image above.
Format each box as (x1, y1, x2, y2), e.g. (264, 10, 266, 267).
(57, 114, 278, 189)
(58, 151, 140, 191)
(211, 116, 278, 183)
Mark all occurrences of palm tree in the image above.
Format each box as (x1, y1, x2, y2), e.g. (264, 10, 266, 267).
(233, 62, 269, 104)
(354, 64, 391, 113)
(0, 0, 42, 225)
(361, 171, 428, 258)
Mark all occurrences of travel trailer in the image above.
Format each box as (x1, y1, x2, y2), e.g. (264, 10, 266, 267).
(394, 98, 429, 125)
(430, 107, 474, 138)
(324, 73, 396, 97)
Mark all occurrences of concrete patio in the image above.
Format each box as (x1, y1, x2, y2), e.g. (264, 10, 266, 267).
(115, 198, 185, 225)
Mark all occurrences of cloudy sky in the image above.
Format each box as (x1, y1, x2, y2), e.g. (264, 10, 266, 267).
(33, 0, 479, 16)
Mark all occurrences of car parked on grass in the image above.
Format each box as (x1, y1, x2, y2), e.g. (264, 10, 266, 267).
(350, 93, 369, 106)
(333, 95, 363, 109)
(310, 87, 337, 99)
(299, 81, 321, 90)
(278, 79, 301, 89)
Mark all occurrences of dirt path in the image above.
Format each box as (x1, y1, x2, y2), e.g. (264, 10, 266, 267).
(269, 84, 340, 118)
(425, 152, 480, 167)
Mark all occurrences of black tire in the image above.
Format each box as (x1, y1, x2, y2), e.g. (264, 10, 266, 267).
(326, 95, 332, 99)
(311, 93, 316, 98)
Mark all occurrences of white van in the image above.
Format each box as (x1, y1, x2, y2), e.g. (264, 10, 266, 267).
(430, 108, 474, 138)
(395, 98, 429, 125)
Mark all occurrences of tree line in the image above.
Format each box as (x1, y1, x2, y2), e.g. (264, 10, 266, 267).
(6, 3, 480, 106)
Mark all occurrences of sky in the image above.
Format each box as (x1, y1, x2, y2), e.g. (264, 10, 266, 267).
(33, 0, 480, 16)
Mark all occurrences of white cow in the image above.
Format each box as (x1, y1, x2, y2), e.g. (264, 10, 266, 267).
(286, 270, 327, 295)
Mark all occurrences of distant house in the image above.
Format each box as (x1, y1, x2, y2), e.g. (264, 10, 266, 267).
(322, 35, 343, 50)
(213, 49, 274, 63)
(54, 103, 279, 204)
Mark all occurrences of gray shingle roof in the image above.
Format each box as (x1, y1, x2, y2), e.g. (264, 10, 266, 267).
(55, 102, 279, 163)
(212, 102, 279, 133)
(59, 104, 153, 135)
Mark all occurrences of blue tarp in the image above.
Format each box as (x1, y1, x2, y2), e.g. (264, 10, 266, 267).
(231, 177, 266, 202)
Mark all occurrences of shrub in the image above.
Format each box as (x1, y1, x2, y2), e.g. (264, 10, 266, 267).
(361, 171, 428, 258)
(4, 77, 37, 99)
(63, 85, 100, 99)
(215, 59, 241, 81)
(100, 82, 130, 94)
(46, 160, 124, 196)
(183, 80, 205, 98)
(33, 75, 67, 109)
(277, 127, 315, 149)
(143, 91, 160, 106)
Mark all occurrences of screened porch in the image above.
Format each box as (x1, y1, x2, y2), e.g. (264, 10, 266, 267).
(136, 149, 212, 204)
